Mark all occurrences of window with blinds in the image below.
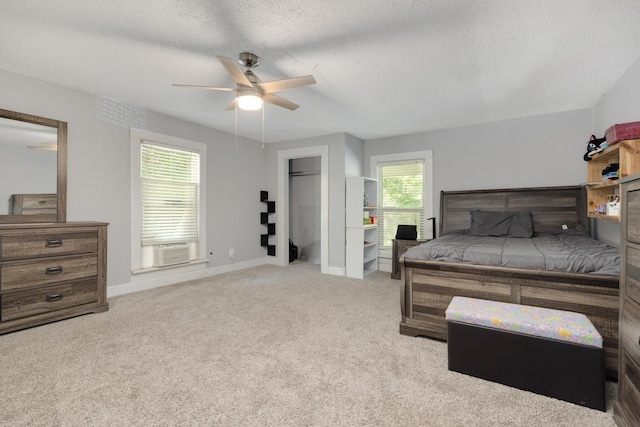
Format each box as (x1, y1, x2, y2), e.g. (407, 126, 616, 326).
(377, 160, 425, 249)
(141, 142, 200, 246)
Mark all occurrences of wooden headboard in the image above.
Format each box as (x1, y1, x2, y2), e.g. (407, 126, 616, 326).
(439, 185, 588, 236)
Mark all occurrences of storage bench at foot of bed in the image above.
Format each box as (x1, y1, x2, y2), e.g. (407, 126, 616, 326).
(399, 258, 620, 380)
(445, 297, 606, 411)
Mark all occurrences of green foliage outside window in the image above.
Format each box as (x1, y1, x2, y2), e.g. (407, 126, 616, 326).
(378, 162, 424, 248)
(382, 176, 423, 208)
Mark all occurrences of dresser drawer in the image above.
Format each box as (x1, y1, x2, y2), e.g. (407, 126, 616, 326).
(19, 195, 57, 215)
(0, 254, 98, 291)
(626, 245, 640, 307)
(1, 230, 97, 261)
(1, 279, 98, 322)
(620, 351, 640, 427)
(621, 299, 640, 368)
(627, 187, 640, 245)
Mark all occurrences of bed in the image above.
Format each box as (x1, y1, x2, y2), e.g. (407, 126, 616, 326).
(399, 185, 620, 379)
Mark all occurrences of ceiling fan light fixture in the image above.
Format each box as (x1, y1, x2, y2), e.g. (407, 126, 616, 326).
(173, 53, 315, 113)
(237, 91, 263, 110)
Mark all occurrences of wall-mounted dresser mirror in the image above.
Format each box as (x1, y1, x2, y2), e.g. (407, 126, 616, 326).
(0, 108, 67, 223)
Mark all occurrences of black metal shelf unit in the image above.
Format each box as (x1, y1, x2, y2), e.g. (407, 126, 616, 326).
(260, 191, 276, 256)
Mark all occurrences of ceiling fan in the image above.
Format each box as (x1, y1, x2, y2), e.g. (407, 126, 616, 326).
(173, 52, 316, 111)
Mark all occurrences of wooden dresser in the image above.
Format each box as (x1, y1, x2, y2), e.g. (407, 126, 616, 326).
(615, 173, 640, 427)
(0, 222, 108, 334)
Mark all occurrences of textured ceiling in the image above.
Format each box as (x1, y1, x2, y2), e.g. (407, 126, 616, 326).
(2, 1, 640, 143)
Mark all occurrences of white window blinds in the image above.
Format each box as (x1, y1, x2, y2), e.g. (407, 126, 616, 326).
(140, 142, 200, 245)
(377, 160, 425, 248)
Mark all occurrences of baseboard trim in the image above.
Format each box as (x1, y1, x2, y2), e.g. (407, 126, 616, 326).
(326, 266, 345, 276)
(108, 258, 346, 298)
(206, 258, 270, 276)
(108, 257, 269, 298)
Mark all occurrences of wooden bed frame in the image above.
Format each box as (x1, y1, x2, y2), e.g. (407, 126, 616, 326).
(399, 185, 620, 379)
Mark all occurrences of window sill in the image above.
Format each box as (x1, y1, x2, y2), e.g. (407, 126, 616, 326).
(131, 258, 209, 275)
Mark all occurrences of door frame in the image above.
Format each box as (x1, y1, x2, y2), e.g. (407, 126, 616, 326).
(277, 145, 329, 274)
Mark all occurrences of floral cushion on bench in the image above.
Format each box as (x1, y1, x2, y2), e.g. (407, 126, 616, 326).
(445, 296, 602, 348)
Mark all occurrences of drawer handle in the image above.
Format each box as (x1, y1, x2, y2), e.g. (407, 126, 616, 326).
(45, 266, 63, 275)
(46, 240, 63, 248)
(45, 293, 63, 302)
(38, 200, 47, 205)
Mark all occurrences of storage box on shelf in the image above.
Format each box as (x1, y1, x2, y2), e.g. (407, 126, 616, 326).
(605, 121, 640, 146)
(586, 138, 640, 221)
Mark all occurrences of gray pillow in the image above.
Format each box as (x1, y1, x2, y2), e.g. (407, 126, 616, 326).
(469, 210, 515, 236)
(507, 211, 534, 238)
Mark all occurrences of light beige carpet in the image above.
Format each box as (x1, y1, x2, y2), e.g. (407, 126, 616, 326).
(0, 262, 617, 426)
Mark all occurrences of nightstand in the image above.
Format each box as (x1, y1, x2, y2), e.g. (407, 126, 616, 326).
(391, 239, 428, 279)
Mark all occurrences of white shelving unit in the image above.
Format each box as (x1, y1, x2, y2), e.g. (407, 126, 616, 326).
(345, 177, 378, 279)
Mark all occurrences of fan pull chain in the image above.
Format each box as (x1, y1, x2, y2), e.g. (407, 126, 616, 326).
(262, 105, 265, 150)
(234, 102, 238, 148)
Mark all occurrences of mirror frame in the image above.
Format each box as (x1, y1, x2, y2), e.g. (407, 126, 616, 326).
(0, 108, 67, 224)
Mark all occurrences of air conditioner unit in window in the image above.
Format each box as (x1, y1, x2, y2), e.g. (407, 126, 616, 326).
(153, 243, 190, 267)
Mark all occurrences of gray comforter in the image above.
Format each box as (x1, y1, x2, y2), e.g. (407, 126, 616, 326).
(403, 231, 620, 275)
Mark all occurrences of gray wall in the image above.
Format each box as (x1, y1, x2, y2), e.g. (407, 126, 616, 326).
(364, 109, 592, 233)
(0, 68, 267, 289)
(593, 58, 640, 135)
(345, 134, 364, 177)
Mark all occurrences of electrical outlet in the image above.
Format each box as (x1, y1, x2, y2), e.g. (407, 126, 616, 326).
(229, 249, 235, 259)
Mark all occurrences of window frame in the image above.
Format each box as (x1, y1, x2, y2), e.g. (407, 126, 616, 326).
(140, 142, 200, 246)
(130, 128, 207, 273)
(370, 150, 433, 259)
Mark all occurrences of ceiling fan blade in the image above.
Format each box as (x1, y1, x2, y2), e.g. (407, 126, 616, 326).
(172, 84, 234, 91)
(259, 75, 316, 94)
(263, 93, 299, 111)
(216, 56, 253, 87)
(225, 98, 238, 111)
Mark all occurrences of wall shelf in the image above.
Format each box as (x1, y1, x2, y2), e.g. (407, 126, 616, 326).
(260, 191, 276, 256)
(586, 139, 640, 220)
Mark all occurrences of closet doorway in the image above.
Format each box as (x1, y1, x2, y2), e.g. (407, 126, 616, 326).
(276, 145, 328, 273)
(289, 157, 321, 265)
